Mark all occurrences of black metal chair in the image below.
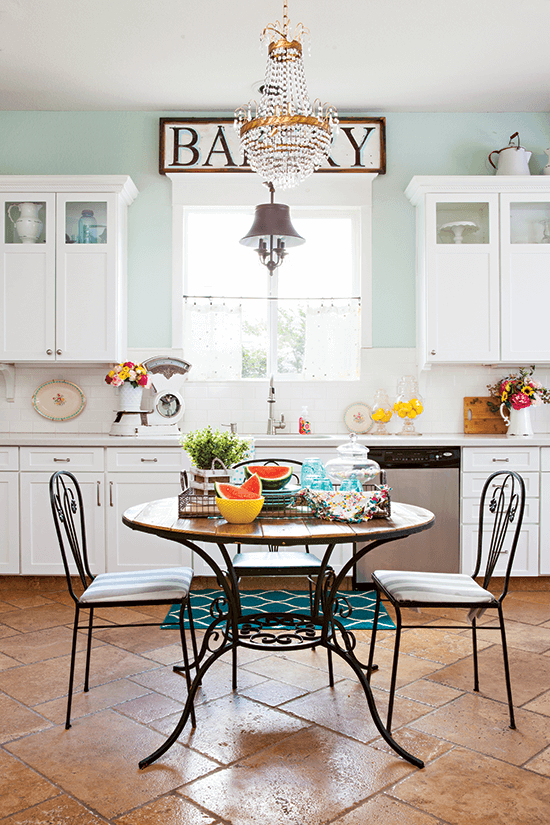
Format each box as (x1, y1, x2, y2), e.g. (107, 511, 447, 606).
(50, 470, 198, 730)
(367, 470, 526, 731)
(231, 457, 336, 683)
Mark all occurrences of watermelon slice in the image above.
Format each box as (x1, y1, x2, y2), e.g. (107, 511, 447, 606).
(239, 473, 262, 496)
(215, 474, 262, 500)
(243, 464, 293, 490)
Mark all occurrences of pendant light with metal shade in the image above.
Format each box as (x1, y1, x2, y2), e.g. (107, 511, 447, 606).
(239, 182, 304, 272)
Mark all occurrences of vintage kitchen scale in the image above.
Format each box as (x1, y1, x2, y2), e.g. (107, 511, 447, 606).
(136, 356, 191, 435)
(110, 356, 191, 436)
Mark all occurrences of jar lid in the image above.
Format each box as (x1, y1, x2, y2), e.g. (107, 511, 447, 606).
(336, 432, 372, 459)
(81, 210, 94, 217)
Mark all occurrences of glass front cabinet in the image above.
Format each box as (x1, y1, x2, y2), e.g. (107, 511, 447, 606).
(0, 176, 138, 361)
(405, 177, 550, 368)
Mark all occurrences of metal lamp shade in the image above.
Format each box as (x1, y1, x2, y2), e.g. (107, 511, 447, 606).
(240, 203, 305, 249)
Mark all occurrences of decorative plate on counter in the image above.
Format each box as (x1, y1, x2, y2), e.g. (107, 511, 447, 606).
(32, 380, 86, 421)
(343, 402, 374, 434)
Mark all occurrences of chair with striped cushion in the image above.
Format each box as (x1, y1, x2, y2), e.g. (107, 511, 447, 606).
(367, 470, 525, 731)
(50, 470, 198, 730)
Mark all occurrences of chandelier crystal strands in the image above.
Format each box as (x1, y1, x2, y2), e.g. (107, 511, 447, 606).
(235, 0, 338, 190)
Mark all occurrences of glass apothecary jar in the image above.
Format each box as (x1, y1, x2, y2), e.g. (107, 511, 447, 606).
(394, 376, 424, 436)
(370, 389, 393, 435)
(324, 433, 380, 487)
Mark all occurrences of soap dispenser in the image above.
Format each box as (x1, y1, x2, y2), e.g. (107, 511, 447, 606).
(299, 406, 312, 434)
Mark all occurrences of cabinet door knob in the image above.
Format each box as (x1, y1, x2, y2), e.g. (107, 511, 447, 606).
(97, 480, 101, 506)
(56, 349, 62, 355)
(46, 349, 53, 355)
(430, 349, 436, 355)
(141, 457, 158, 463)
(53, 457, 70, 463)
(109, 481, 114, 507)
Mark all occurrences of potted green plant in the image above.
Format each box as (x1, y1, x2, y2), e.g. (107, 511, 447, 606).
(181, 426, 252, 496)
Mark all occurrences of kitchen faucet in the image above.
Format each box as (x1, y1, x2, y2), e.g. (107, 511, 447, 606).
(267, 375, 286, 435)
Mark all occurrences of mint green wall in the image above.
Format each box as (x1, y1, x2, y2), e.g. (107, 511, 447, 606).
(1, 111, 549, 348)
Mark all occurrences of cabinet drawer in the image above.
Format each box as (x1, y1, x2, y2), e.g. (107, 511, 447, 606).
(20, 447, 104, 472)
(462, 496, 539, 524)
(106, 447, 184, 472)
(0, 447, 18, 471)
(462, 446, 539, 473)
(462, 471, 539, 498)
(461, 524, 539, 577)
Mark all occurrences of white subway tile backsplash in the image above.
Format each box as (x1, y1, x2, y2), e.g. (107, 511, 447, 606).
(2, 358, 550, 436)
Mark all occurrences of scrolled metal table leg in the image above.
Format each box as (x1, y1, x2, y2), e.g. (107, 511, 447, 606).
(139, 645, 229, 769)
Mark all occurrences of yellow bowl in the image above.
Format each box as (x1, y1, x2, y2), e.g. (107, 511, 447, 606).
(215, 496, 265, 524)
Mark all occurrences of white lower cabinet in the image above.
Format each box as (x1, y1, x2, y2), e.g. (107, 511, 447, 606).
(0, 445, 19, 573)
(20, 472, 105, 575)
(105, 472, 191, 572)
(461, 446, 540, 577)
(18, 446, 188, 575)
(461, 524, 539, 578)
(12, 441, 550, 578)
(105, 446, 191, 572)
(539, 448, 550, 575)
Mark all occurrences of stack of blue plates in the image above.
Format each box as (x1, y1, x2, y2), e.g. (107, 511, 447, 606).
(262, 482, 301, 510)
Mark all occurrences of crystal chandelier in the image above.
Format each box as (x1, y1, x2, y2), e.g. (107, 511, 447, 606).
(235, 0, 338, 190)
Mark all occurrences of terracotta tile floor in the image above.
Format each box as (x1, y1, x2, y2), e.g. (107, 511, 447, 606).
(1, 577, 550, 824)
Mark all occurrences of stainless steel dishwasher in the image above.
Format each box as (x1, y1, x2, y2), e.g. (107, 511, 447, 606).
(354, 446, 461, 588)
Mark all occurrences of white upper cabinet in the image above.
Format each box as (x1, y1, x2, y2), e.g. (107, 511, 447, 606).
(406, 177, 550, 369)
(500, 193, 550, 362)
(0, 175, 138, 362)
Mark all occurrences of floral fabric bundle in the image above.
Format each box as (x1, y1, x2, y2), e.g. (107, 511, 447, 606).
(488, 365, 550, 412)
(105, 361, 151, 389)
(297, 485, 391, 523)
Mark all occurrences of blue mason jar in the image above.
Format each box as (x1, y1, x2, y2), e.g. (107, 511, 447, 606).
(78, 209, 96, 244)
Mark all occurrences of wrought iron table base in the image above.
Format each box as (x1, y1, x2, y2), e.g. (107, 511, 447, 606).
(137, 535, 424, 771)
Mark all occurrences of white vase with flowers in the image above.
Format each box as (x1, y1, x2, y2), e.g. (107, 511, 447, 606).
(488, 366, 550, 438)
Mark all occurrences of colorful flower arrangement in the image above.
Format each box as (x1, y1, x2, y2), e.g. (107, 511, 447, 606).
(105, 361, 151, 389)
(487, 365, 550, 412)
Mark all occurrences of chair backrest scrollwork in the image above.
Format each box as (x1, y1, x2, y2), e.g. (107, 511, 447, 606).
(49, 471, 93, 601)
(473, 470, 526, 598)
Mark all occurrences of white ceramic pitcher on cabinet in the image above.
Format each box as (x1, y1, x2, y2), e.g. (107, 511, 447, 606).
(488, 133, 532, 176)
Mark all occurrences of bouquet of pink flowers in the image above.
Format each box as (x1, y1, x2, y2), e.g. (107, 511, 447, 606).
(105, 361, 151, 389)
(488, 365, 550, 412)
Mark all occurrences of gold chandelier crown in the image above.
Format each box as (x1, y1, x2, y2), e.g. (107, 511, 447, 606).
(235, 0, 338, 190)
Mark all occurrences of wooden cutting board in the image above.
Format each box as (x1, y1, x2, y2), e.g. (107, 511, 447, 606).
(464, 396, 507, 434)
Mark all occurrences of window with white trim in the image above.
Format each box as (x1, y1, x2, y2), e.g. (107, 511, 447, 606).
(182, 206, 361, 381)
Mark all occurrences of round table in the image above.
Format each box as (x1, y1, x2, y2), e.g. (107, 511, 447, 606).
(123, 498, 434, 769)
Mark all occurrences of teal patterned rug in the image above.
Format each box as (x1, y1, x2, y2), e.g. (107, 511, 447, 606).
(162, 589, 394, 631)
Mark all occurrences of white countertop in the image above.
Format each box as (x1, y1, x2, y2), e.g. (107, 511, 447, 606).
(3, 432, 550, 448)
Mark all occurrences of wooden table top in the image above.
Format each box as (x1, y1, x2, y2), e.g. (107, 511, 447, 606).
(123, 497, 435, 547)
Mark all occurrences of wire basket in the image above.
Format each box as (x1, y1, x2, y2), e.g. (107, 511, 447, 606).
(178, 472, 390, 521)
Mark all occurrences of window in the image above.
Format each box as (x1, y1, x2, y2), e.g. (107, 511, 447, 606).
(182, 207, 361, 381)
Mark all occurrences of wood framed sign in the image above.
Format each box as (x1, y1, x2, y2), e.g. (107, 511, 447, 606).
(159, 117, 385, 175)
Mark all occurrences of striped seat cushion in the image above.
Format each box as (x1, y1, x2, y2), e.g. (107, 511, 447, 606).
(372, 570, 497, 606)
(80, 567, 193, 604)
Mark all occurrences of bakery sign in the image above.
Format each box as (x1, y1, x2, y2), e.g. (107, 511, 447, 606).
(159, 117, 385, 175)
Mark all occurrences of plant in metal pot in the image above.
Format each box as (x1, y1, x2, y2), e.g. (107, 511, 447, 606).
(181, 426, 252, 496)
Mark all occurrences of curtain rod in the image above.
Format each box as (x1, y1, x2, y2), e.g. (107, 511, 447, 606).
(183, 295, 361, 302)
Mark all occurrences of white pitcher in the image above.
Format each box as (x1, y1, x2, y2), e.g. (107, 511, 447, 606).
(8, 202, 44, 243)
(488, 133, 532, 176)
(500, 404, 534, 437)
